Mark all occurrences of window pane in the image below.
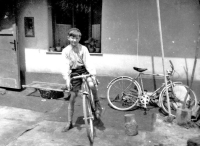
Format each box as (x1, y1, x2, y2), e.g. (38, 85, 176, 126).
(53, 0, 102, 53)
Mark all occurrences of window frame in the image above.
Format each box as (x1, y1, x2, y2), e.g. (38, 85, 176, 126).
(52, 0, 102, 54)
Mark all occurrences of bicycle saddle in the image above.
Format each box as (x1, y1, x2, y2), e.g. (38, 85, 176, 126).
(133, 67, 147, 72)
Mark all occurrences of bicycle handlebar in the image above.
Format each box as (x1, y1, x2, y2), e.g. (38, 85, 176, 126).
(61, 74, 92, 92)
(167, 60, 175, 76)
(169, 60, 174, 70)
(71, 74, 92, 80)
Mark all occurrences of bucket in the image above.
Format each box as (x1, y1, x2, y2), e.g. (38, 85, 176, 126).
(176, 107, 192, 125)
(124, 114, 138, 136)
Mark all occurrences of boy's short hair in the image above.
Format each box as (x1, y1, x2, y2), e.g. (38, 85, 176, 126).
(68, 28, 82, 38)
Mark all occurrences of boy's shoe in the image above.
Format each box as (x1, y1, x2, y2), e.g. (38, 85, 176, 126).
(95, 101, 102, 119)
(62, 122, 73, 132)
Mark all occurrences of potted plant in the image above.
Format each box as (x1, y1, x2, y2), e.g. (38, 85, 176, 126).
(56, 39, 62, 52)
(84, 37, 99, 53)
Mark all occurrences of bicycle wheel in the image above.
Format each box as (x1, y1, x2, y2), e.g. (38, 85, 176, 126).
(89, 89, 95, 110)
(83, 94, 94, 144)
(160, 83, 198, 117)
(107, 76, 141, 111)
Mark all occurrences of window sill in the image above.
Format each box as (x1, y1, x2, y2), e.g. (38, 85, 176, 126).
(46, 51, 62, 55)
(46, 52, 103, 56)
(90, 53, 103, 56)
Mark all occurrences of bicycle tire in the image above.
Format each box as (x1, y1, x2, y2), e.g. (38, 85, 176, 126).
(107, 76, 141, 111)
(89, 89, 95, 110)
(83, 94, 94, 144)
(159, 83, 198, 117)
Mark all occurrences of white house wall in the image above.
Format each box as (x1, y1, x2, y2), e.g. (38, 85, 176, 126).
(17, 0, 53, 73)
(25, 49, 200, 82)
(16, 0, 200, 95)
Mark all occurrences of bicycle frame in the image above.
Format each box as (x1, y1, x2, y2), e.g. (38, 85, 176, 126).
(131, 66, 181, 110)
(72, 74, 95, 110)
(134, 65, 185, 107)
(81, 77, 95, 110)
(82, 77, 90, 95)
(134, 60, 175, 97)
(106, 60, 197, 115)
(71, 74, 95, 143)
(135, 72, 165, 94)
(134, 72, 172, 96)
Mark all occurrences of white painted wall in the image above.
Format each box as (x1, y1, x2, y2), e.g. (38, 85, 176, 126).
(12, 0, 200, 98)
(25, 49, 200, 81)
(17, 0, 200, 85)
(17, 0, 53, 73)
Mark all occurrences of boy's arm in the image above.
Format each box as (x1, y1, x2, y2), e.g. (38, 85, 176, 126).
(61, 49, 71, 89)
(83, 46, 96, 76)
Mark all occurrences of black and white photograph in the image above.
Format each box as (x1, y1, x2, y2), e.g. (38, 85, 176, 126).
(0, 0, 200, 145)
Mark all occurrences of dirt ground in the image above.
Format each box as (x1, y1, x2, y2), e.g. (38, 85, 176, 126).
(0, 88, 199, 146)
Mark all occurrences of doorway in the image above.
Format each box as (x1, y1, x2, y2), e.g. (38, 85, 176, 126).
(0, 0, 21, 89)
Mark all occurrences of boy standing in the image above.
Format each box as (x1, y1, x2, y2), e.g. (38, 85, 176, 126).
(61, 28, 102, 132)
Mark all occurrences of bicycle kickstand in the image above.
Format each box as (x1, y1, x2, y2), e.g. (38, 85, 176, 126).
(143, 108, 147, 115)
(143, 103, 148, 115)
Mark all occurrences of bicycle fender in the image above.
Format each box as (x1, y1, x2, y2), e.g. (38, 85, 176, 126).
(172, 82, 183, 85)
(83, 91, 89, 95)
(107, 76, 133, 88)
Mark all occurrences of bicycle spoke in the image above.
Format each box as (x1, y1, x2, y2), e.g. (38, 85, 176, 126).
(107, 77, 140, 111)
(111, 94, 121, 102)
(83, 95, 94, 143)
(112, 82, 122, 92)
(160, 84, 198, 117)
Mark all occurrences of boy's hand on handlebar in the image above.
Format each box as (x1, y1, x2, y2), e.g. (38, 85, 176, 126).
(91, 75, 99, 86)
(91, 75, 96, 80)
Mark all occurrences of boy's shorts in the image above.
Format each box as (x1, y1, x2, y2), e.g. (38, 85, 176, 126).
(71, 66, 89, 92)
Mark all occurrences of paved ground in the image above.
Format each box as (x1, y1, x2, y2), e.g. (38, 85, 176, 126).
(0, 88, 199, 146)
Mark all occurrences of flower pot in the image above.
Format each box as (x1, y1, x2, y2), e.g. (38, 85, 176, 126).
(49, 47, 55, 52)
(56, 46, 62, 52)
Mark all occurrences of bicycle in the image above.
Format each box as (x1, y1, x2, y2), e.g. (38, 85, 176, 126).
(69, 73, 96, 144)
(106, 60, 198, 116)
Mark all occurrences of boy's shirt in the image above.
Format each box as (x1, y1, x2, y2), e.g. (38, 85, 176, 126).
(61, 44, 96, 81)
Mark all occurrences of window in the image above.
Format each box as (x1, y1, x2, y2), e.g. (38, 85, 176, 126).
(24, 17, 35, 37)
(52, 0, 102, 53)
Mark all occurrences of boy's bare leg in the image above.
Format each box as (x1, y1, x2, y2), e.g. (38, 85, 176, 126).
(62, 91, 78, 132)
(87, 77, 102, 119)
(91, 87, 102, 119)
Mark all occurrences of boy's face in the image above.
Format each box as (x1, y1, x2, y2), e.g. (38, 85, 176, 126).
(68, 36, 81, 47)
